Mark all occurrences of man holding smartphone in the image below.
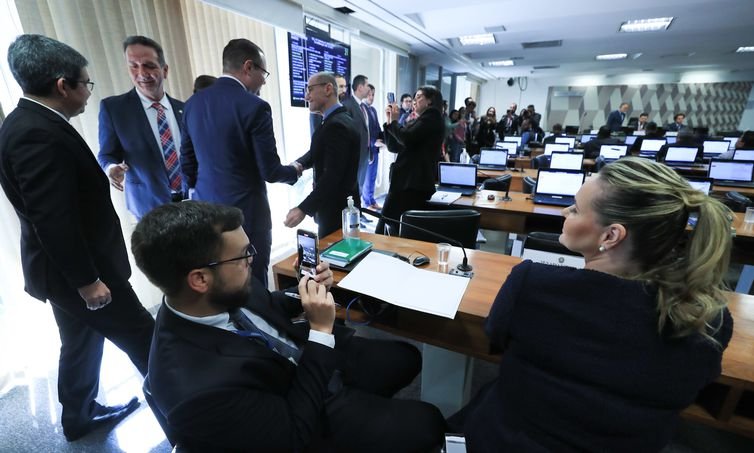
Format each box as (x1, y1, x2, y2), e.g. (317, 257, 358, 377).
(134, 201, 445, 451)
(285, 72, 360, 237)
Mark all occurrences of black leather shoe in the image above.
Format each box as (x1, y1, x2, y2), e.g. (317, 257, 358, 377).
(64, 397, 140, 441)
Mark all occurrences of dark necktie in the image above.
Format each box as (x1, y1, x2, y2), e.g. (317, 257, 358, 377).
(360, 102, 372, 159)
(228, 308, 302, 363)
(152, 102, 181, 191)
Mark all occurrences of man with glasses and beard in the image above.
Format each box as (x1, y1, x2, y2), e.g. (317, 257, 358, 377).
(133, 201, 445, 451)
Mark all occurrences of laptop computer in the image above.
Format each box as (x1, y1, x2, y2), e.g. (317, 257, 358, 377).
(599, 144, 629, 161)
(734, 149, 754, 161)
(665, 131, 678, 137)
(477, 148, 509, 170)
(504, 136, 522, 147)
(663, 147, 700, 166)
(580, 134, 596, 144)
(633, 130, 646, 136)
(550, 151, 584, 170)
(639, 139, 666, 158)
(707, 159, 754, 188)
(437, 162, 478, 195)
(495, 141, 518, 156)
(722, 136, 738, 150)
(554, 136, 576, 148)
(624, 135, 638, 146)
(532, 169, 586, 207)
(666, 136, 677, 145)
(703, 140, 729, 158)
(685, 177, 713, 195)
(543, 142, 570, 156)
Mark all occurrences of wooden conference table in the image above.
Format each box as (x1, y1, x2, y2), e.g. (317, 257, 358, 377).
(271, 231, 754, 437)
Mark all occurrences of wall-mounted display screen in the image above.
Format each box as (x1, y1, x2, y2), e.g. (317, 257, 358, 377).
(288, 27, 350, 107)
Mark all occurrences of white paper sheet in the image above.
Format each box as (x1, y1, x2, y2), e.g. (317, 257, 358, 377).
(337, 252, 469, 319)
(429, 191, 462, 205)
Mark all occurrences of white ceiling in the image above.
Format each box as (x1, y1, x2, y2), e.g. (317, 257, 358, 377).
(310, 0, 754, 80)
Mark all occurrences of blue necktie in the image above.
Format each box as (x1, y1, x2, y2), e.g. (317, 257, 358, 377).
(228, 308, 302, 363)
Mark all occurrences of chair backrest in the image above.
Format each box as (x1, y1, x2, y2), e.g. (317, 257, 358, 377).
(399, 209, 481, 249)
(481, 174, 512, 192)
(522, 232, 585, 268)
(593, 156, 607, 172)
(522, 176, 537, 194)
(532, 154, 551, 169)
(143, 376, 177, 446)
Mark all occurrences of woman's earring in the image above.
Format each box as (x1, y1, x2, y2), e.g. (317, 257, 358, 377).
(598, 244, 606, 252)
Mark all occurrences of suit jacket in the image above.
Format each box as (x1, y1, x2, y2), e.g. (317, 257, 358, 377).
(666, 122, 686, 132)
(0, 99, 131, 300)
(181, 77, 297, 233)
(147, 281, 343, 451)
(98, 88, 185, 219)
(366, 103, 383, 160)
(606, 109, 625, 132)
(341, 95, 369, 185)
(295, 106, 360, 237)
(383, 107, 445, 194)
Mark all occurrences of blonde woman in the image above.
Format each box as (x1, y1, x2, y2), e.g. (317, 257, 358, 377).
(451, 157, 734, 452)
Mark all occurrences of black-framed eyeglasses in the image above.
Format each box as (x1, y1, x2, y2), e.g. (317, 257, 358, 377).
(305, 82, 328, 93)
(202, 244, 257, 268)
(67, 79, 94, 91)
(252, 62, 270, 80)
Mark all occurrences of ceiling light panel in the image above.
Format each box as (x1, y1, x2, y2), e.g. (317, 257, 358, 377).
(596, 53, 628, 60)
(619, 17, 674, 33)
(736, 46, 754, 53)
(487, 60, 514, 67)
(459, 33, 496, 46)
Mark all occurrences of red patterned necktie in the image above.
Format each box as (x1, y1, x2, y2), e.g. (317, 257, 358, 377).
(152, 102, 181, 191)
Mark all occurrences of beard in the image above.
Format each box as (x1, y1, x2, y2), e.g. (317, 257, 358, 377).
(208, 271, 252, 311)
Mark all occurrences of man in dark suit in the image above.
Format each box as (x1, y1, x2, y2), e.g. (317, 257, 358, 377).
(98, 35, 185, 220)
(666, 112, 687, 132)
(181, 38, 300, 287)
(542, 123, 564, 144)
(362, 83, 384, 209)
(340, 75, 371, 217)
(606, 102, 630, 132)
(631, 121, 665, 153)
(656, 129, 704, 163)
(583, 126, 623, 159)
(284, 72, 359, 237)
(0, 34, 153, 442)
(132, 201, 445, 452)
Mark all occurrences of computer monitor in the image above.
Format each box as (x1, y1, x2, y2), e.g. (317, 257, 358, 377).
(550, 152, 584, 170)
(633, 130, 646, 136)
(722, 137, 738, 150)
(580, 134, 596, 144)
(665, 131, 678, 137)
(478, 148, 509, 168)
(703, 140, 730, 157)
(543, 143, 570, 156)
(685, 177, 713, 195)
(734, 149, 754, 161)
(504, 136, 522, 147)
(664, 147, 699, 164)
(554, 136, 576, 148)
(624, 135, 638, 146)
(495, 141, 518, 155)
(640, 139, 666, 152)
(599, 144, 629, 160)
(708, 159, 754, 183)
(666, 136, 677, 145)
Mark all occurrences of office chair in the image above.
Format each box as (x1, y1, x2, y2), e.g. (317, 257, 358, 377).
(593, 156, 607, 172)
(532, 154, 550, 169)
(143, 376, 178, 446)
(481, 174, 512, 192)
(564, 125, 579, 135)
(522, 232, 585, 268)
(400, 209, 481, 249)
(522, 176, 537, 194)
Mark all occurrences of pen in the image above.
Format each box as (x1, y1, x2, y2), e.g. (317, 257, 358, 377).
(284, 292, 342, 308)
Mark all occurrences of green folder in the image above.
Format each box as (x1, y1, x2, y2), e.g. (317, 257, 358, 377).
(320, 238, 373, 268)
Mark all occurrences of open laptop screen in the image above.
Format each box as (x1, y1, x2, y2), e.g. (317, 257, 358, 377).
(666, 136, 677, 145)
(599, 145, 628, 160)
(504, 136, 522, 147)
(708, 160, 754, 182)
(554, 136, 576, 148)
(703, 140, 730, 157)
(495, 141, 518, 155)
(550, 152, 584, 170)
(685, 177, 712, 195)
(734, 150, 754, 161)
(624, 135, 638, 146)
(723, 137, 738, 150)
(479, 149, 508, 166)
(580, 134, 596, 143)
(544, 143, 570, 156)
(535, 170, 585, 196)
(664, 147, 698, 163)
(640, 139, 666, 152)
(438, 163, 477, 187)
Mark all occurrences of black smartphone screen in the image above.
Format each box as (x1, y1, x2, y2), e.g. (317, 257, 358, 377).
(297, 229, 318, 277)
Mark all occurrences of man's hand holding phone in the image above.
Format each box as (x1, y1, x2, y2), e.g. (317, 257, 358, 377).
(298, 276, 335, 334)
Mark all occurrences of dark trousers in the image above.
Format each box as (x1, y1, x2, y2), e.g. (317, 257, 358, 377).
(247, 229, 272, 289)
(327, 337, 446, 452)
(47, 281, 154, 429)
(375, 189, 432, 235)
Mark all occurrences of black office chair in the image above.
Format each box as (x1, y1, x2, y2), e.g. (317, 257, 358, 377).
(532, 154, 550, 169)
(143, 376, 177, 447)
(522, 176, 537, 194)
(593, 156, 607, 172)
(522, 232, 585, 267)
(481, 174, 512, 192)
(399, 209, 480, 249)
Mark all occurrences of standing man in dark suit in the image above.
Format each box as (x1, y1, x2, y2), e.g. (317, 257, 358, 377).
(0, 34, 153, 442)
(181, 38, 300, 288)
(340, 75, 371, 218)
(133, 201, 445, 452)
(98, 35, 185, 220)
(606, 102, 630, 132)
(284, 72, 359, 237)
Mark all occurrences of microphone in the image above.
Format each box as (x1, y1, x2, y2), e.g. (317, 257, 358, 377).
(360, 207, 473, 274)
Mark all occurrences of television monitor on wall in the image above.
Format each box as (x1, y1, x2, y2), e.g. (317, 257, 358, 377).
(288, 27, 351, 107)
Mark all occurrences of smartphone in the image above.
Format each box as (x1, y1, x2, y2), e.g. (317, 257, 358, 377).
(297, 229, 319, 279)
(387, 92, 396, 104)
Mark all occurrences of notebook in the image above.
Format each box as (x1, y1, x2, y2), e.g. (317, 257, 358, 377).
(532, 169, 586, 207)
(685, 177, 713, 195)
(599, 144, 629, 161)
(707, 159, 754, 188)
(320, 238, 373, 268)
(478, 148, 508, 170)
(734, 149, 754, 161)
(543, 142, 570, 156)
(554, 136, 576, 148)
(550, 152, 584, 170)
(703, 140, 729, 158)
(495, 141, 518, 156)
(663, 147, 700, 166)
(437, 162, 478, 196)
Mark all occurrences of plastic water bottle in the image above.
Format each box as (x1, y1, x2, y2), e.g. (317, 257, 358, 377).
(342, 196, 360, 242)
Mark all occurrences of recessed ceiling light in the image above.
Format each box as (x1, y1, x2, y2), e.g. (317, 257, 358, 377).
(459, 33, 496, 46)
(619, 17, 674, 33)
(487, 60, 514, 67)
(596, 53, 628, 60)
(736, 46, 754, 53)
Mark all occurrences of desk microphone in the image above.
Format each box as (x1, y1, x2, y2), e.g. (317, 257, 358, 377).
(360, 207, 473, 273)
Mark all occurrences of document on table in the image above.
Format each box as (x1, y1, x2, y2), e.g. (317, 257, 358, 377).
(429, 191, 462, 205)
(337, 252, 470, 319)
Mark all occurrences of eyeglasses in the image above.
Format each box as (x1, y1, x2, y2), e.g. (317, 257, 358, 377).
(252, 62, 270, 80)
(306, 82, 328, 93)
(202, 244, 257, 268)
(67, 79, 95, 91)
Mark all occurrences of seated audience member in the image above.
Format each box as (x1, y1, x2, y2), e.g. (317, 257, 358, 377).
(449, 157, 733, 453)
(132, 201, 445, 452)
(666, 112, 687, 132)
(193, 74, 217, 93)
(656, 129, 703, 163)
(718, 130, 754, 159)
(582, 125, 622, 159)
(631, 121, 663, 153)
(519, 118, 536, 150)
(542, 123, 564, 144)
(637, 112, 649, 131)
